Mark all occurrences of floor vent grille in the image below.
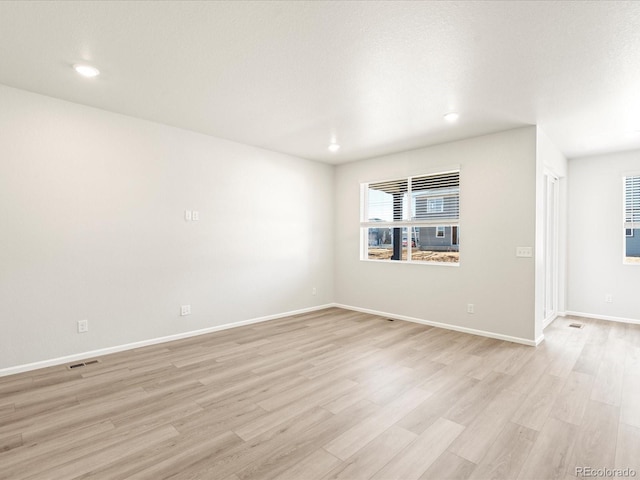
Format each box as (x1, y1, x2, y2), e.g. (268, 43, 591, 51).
(569, 323, 585, 329)
(67, 359, 100, 370)
(387, 318, 395, 322)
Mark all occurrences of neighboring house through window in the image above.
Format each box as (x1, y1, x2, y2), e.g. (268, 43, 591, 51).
(624, 175, 640, 264)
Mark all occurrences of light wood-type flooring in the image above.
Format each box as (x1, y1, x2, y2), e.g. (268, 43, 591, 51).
(1, 308, 639, 479)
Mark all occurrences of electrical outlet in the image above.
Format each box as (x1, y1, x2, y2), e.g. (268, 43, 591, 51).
(312, 287, 317, 296)
(605, 294, 613, 303)
(467, 304, 475, 314)
(192, 210, 199, 221)
(180, 305, 191, 316)
(78, 319, 88, 333)
(516, 247, 533, 257)
(185, 210, 192, 221)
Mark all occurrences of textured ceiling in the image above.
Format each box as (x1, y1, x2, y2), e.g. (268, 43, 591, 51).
(1, 1, 640, 164)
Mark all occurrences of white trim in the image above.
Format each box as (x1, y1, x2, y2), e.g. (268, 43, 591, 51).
(2, 302, 549, 378)
(0, 304, 333, 378)
(361, 220, 458, 228)
(564, 310, 640, 325)
(543, 313, 558, 329)
(334, 303, 541, 346)
(360, 258, 460, 267)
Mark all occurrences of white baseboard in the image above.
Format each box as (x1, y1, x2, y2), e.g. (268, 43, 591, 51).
(334, 303, 542, 346)
(564, 310, 640, 325)
(0, 304, 334, 378)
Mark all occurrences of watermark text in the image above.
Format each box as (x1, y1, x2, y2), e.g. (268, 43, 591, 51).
(576, 467, 636, 478)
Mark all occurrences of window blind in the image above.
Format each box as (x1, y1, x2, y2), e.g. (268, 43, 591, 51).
(364, 171, 460, 226)
(625, 176, 640, 229)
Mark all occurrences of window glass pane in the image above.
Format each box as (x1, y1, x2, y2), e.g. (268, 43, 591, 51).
(624, 176, 640, 263)
(626, 227, 640, 263)
(367, 179, 408, 222)
(365, 226, 407, 261)
(411, 172, 459, 222)
(411, 226, 460, 263)
(365, 226, 459, 263)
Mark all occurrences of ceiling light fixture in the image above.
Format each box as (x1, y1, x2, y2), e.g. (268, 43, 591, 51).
(443, 112, 459, 122)
(73, 64, 100, 78)
(328, 143, 340, 153)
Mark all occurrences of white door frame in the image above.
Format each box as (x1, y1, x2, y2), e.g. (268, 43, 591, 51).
(543, 170, 560, 326)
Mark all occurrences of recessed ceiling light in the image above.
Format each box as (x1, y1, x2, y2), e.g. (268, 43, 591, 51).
(443, 112, 459, 122)
(328, 143, 340, 153)
(73, 64, 100, 78)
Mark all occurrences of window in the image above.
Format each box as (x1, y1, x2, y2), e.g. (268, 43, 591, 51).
(624, 175, 640, 264)
(361, 170, 460, 263)
(426, 197, 444, 213)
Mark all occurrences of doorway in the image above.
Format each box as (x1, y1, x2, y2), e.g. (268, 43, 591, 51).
(543, 172, 559, 324)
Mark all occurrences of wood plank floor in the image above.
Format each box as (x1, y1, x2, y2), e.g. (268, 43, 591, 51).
(1, 308, 639, 479)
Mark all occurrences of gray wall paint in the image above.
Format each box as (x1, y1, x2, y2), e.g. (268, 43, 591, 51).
(0, 85, 334, 370)
(334, 127, 539, 342)
(568, 150, 640, 321)
(1, 83, 570, 370)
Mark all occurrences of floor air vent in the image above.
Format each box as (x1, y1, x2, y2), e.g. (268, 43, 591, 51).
(569, 323, 584, 329)
(67, 359, 100, 370)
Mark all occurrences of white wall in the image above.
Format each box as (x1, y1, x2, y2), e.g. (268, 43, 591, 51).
(567, 150, 640, 322)
(334, 127, 539, 343)
(0, 83, 573, 372)
(0, 85, 334, 371)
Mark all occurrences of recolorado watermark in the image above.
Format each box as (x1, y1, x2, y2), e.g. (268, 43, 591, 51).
(576, 467, 637, 478)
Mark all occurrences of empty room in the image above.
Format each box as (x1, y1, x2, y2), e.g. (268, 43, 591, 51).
(1, 1, 640, 479)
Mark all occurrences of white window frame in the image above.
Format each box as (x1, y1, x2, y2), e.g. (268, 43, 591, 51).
(436, 226, 445, 238)
(624, 174, 640, 265)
